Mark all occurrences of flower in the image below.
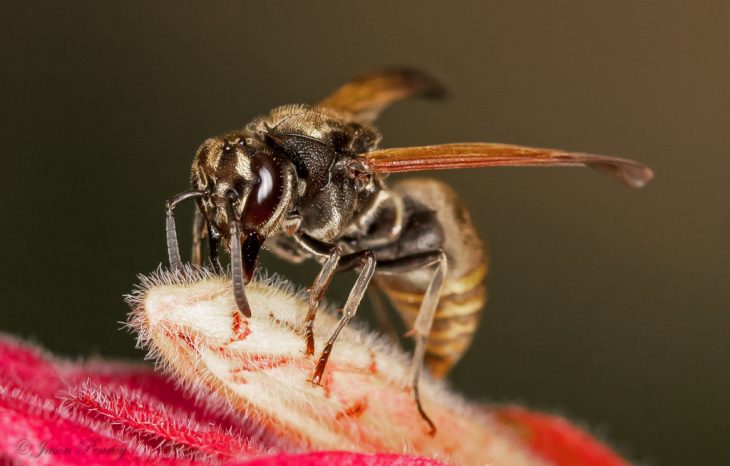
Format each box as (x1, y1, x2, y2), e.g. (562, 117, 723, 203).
(0, 268, 631, 465)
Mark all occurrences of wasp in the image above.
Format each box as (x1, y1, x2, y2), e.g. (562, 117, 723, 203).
(164, 67, 653, 433)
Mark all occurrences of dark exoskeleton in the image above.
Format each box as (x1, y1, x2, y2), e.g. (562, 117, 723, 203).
(164, 67, 653, 433)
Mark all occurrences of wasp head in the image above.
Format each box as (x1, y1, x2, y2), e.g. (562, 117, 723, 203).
(191, 132, 296, 285)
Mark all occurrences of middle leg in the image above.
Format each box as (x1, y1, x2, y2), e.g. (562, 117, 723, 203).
(310, 249, 376, 385)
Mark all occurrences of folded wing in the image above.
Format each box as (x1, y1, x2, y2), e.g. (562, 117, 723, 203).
(364, 143, 653, 189)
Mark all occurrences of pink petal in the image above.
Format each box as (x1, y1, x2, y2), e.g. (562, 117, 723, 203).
(0, 276, 634, 466)
(0, 335, 264, 465)
(239, 451, 445, 466)
(0, 336, 446, 466)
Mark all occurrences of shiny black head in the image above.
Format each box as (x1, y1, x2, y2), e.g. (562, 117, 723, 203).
(190, 132, 296, 279)
(158, 132, 299, 317)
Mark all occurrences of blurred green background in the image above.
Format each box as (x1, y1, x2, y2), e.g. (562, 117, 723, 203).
(2, 2, 728, 464)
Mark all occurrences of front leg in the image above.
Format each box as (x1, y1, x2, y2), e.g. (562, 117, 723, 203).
(299, 236, 445, 434)
(293, 235, 376, 369)
(191, 207, 205, 267)
(206, 221, 222, 274)
(293, 234, 344, 356)
(165, 190, 205, 271)
(304, 244, 342, 356)
(191, 198, 222, 274)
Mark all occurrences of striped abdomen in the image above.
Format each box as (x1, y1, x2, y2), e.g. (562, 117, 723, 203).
(378, 261, 488, 379)
(376, 178, 488, 379)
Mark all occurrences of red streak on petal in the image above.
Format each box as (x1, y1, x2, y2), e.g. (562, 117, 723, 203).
(233, 312, 242, 333)
(164, 329, 197, 350)
(368, 350, 378, 374)
(335, 398, 368, 420)
(320, 372, 333, 398)
(267, 312, 305, 336)
(234, 354, 292, 372)
(231, 312, 252, 342)
(178, 332, 196, 349)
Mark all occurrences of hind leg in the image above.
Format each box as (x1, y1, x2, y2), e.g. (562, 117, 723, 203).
(376, 251, 448, 434)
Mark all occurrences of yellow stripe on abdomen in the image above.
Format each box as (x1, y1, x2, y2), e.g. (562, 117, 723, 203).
(379, 262, 488, 379)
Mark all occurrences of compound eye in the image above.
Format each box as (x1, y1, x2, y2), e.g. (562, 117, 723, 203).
(243, 153, 284, 230)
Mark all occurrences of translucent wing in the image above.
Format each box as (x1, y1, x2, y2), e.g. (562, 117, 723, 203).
(318, 67, 446, 123)
(364, 143, 653, 188)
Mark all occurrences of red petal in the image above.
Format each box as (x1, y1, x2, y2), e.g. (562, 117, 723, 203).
(239, 451, 445, 466)
(495, 406, 631, 466)
(0, 334, 631, 466)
